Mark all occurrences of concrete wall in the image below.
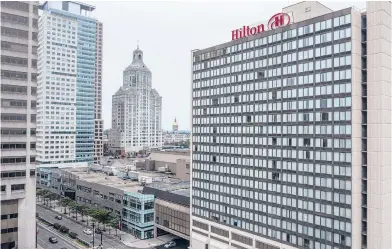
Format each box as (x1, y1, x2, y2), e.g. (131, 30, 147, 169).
(147, 151, 190, 180)
(75, 179, 124, 216)
(149, 151, 190, 163)
(176, 159, 190, 181)
(350, 7, 363, 249)
(366, 2, 392, 249)
(283, 1, 332, 23)
(154, 198, 190, 240)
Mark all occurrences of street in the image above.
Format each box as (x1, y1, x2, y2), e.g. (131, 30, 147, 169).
(37, 205, 131, 249)
(37, 222, 80, 249)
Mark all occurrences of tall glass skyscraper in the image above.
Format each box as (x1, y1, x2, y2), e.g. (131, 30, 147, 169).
(37, 1, 103, 167)
(191, 1, 391, 249)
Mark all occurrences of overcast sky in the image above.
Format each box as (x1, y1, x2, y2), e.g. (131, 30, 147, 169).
(91, 0, 366, 131)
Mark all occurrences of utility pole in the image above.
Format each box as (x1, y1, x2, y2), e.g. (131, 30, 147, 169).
(36, 222, 38, 248)
(92, 223, 95, 248)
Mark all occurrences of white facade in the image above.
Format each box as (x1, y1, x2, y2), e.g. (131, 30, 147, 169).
(36, 11, 78, 165)
(111, 47, 162, 152)
(36, 1, 101, 167)
(164, 131, 190, 144)
(0, 2, 39, 248)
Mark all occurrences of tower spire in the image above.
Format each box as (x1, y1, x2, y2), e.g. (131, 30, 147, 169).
(137, 40, 139, 49)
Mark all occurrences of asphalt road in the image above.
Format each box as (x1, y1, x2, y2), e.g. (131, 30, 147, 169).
(37, 222, 80, 249)
(37, 205, 130, 249)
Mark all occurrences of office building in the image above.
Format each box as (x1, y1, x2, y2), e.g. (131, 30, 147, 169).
(111, 46, 162, 153)
(191, 1, 391, 249)
(1, 1, 39, 248)
(36, 1, 103, 167)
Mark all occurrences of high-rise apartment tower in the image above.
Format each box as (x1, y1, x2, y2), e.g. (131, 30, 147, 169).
(37, 1, 103, 167)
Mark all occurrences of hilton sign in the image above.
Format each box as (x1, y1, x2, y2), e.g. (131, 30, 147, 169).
(231, 13, 291, 40)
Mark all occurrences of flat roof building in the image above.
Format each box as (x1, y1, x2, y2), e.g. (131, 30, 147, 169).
(143, 180, 190, 240)
(37, 166, 185, 239)
(191, 1, 391, 249)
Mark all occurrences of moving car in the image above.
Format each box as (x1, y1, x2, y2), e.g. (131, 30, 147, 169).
(95, 228, 102, 234)
(49, 237, 58, 243)
(164, 241, 176, 248)
(55, 215, 62, 220)
(83, 229, 93, 235)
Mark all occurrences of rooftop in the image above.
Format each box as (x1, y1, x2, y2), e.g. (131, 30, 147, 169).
(62, 166, 183, 193)
(63, 168, 146, 193)
(150, 150, 190, 156)
(146, 180, 190, 197)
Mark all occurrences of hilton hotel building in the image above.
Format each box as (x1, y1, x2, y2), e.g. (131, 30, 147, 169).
(191, 1, 391, 249)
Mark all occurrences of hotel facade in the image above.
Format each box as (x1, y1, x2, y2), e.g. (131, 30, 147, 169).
(191, 2, 391, 249)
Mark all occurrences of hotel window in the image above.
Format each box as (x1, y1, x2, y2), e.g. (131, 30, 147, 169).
(298, 24, 313, 36)
(315, 19, 332, 31)
(334, 14, 351, 27)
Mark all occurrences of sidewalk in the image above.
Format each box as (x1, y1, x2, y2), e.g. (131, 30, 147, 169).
(37, 199, 133, 245)
(37, 198, 173, 248)
(122, 234, 176, 248)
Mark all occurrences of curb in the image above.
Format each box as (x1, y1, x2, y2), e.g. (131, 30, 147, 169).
(38, 221, 90, 248)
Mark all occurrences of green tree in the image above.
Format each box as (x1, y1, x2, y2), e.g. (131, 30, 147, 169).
(36, 188, 45, 202)
(42, 190, 52, 206)
(89, 208, 111, 229)
(58, 197, 72, 214)
(108, 216, 120, 235)
(75, 203, 89, 222)
(47, 193, 58, 208)
(68, 200, 78, 220)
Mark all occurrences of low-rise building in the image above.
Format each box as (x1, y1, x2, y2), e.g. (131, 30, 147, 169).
(163, 131, 190, 145)
(145, 151, 190, 181)
(142, 180, 190, 241)
(37, 166, 175, 239)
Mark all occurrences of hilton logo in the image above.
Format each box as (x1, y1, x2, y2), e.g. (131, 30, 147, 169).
(268, 13, 291, 30)
(231, 12, 292, 40)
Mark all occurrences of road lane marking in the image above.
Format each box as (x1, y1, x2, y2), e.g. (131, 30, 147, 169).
(38, 222, 86, 249)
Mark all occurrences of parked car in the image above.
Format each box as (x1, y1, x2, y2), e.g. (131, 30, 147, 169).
(55, 215, 62, 220)
(49, 237, 58, 243)
(83, 229, 93, 235)
(164, 241, 176, 248)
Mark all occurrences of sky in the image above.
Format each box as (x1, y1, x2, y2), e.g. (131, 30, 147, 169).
(91, 0, 366, 131)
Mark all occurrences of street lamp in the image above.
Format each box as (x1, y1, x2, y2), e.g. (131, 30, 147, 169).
(92, 223, 95, 248)
(36, 222, 38, 248)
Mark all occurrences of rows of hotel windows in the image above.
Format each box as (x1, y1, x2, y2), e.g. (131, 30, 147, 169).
(193, 48, 351, 90)
(191, 14, 353, 249)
